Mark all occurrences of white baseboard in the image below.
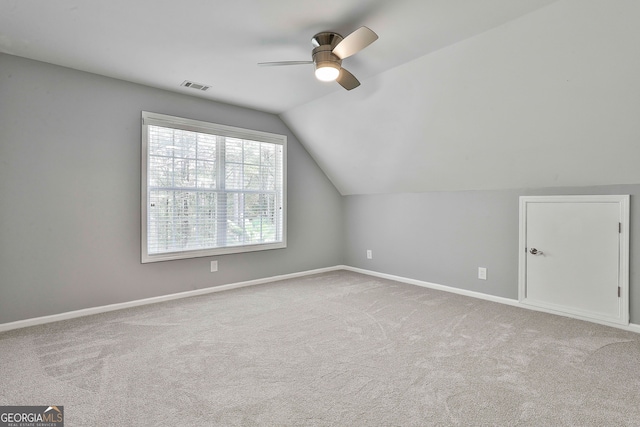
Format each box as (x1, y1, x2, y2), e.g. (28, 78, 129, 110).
(628, 323, 640, 334)
(2, 264, 639, 335)
(343, 265, 640, 335)
(341, 265, 521, 307)
(0, 266, 342, 333)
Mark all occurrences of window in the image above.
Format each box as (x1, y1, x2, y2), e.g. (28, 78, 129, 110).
(141, 111, 286, 263)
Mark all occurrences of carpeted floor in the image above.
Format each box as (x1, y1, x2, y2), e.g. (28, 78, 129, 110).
(1, 271, 640, 426)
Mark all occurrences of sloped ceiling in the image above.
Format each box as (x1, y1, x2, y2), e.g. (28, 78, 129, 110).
(282, 0, 640, 194)
(2, 0, 639, 195)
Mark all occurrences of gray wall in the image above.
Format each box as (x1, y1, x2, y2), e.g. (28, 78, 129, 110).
(344, 185, 640, 323)
(2, 53, 638, 327)
(0, 54, 344, 324)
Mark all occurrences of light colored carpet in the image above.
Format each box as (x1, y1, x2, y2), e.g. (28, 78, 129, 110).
(1, 271, 640, 426)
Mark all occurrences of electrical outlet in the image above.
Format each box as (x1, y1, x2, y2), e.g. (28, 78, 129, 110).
(478, 267, 487, 280)
(366, 250, 373, 259)
(210, 260, 218, 272)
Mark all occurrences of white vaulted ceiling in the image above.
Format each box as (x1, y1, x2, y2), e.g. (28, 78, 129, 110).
(2, 0, 640, 195)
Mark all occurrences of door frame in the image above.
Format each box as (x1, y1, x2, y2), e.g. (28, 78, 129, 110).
(518, 195, 630, 325)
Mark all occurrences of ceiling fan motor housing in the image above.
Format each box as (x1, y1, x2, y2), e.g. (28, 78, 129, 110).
(311, 32, 343, 49)
(311, 32, 343, 72)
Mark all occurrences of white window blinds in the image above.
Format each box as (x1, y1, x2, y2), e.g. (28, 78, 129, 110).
(141, 112, 286, 263)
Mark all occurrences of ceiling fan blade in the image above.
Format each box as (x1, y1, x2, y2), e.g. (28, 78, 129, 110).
(336, 68, 360, 90)
(258, 61, 313, 67)
(332, 26, 378, 59)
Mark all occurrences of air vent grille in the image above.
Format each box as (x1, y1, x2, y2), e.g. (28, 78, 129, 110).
(180, 80, 211, 91)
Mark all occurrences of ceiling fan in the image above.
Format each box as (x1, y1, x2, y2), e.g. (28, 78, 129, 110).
(258, 26, 378, 90)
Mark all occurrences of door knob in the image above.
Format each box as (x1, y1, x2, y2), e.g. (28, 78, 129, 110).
(529, 248, 544, 255)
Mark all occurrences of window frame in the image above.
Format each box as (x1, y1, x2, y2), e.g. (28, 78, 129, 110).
(141, 111, 287, 263)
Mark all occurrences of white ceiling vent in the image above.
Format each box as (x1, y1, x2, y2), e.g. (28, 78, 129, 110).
(180, 80, 211, 91)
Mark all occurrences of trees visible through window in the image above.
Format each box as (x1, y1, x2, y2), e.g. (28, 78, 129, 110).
(141, 112, 286, 262)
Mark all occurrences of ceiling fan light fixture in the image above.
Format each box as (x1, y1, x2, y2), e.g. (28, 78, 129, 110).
(315, 63, 340, 82)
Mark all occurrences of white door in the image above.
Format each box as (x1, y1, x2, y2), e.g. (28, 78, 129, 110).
(519, 195, 629, 325)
